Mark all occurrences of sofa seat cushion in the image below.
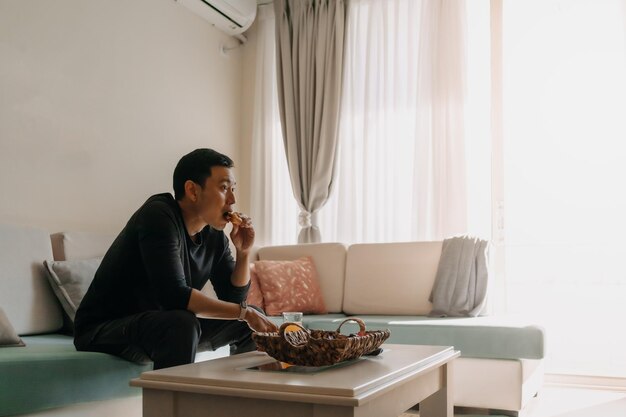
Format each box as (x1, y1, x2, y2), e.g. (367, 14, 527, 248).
(0, 334, 151, 416)
(304, 315, 545, 361)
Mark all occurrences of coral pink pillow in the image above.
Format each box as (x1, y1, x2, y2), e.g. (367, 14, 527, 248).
(246, 264, 265, 310)
(253, 256, 327, 316)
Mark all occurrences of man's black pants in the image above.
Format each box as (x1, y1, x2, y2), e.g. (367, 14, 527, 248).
(74, 309, 257, 370)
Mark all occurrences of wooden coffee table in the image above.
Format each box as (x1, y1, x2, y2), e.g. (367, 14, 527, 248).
(130, 344, 459, 417)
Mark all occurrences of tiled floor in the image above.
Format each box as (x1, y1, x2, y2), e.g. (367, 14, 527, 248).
(399, 385, 626, 417)
(520, 385, 626, 417)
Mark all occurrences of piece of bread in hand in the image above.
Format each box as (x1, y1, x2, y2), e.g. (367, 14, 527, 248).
(225, 211, 243, 225)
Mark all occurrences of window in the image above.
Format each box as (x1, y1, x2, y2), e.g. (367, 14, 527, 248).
(255, 0, 626, 378)
(503, 0, 626, 377)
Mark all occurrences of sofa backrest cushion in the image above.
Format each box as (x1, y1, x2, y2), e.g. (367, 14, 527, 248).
(43, 258, 102, 330)
(51, 231, 116, 261)
(0, 224, 63, 335)
(257, 243, 347, 313)
(343, 241, 443, 315)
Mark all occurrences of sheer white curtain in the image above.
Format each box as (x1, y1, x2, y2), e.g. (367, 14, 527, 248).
(249, 4, 299, 246)
(318, 0, 471, 243)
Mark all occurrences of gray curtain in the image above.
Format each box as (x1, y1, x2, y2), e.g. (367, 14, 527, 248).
(274, 0, 347, 243)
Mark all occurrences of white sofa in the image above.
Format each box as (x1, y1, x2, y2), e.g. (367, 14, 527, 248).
(257, 242, 545, 416)
(0, 225, 545, 416)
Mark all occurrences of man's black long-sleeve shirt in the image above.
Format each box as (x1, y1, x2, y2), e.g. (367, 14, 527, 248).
(74, 193, 247, 335)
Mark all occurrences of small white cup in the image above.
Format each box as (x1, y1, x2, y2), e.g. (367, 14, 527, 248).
(282, 311, 303, 326)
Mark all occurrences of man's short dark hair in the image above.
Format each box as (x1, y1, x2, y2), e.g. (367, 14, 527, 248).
(173, 148, 234, 200)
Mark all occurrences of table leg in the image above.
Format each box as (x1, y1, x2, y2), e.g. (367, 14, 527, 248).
(143, 389, 175, 417)
(420, 361, 454, 417)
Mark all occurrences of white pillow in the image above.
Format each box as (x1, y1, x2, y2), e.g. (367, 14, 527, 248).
(0, 307, 25, 347)
(44, 258, 102, 329)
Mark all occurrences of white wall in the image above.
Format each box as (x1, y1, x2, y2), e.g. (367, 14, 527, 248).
(0, 0, 248, 234)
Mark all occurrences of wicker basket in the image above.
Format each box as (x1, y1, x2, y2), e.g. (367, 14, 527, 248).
(252, 317, 390, 367)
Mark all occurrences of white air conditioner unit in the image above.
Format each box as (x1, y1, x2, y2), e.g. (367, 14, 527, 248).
(177, 0, 257, 36)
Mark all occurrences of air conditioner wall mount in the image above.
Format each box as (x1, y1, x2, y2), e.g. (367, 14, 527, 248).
(176, 0, 257, 38)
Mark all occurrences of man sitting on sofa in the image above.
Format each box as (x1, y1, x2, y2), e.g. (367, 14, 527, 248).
(74, 148, 277, 369)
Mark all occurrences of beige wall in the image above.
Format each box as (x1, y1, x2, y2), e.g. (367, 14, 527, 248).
(0, 0, 249, 234)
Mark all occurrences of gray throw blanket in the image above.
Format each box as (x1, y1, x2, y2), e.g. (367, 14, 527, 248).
(428, 236, 490, 317)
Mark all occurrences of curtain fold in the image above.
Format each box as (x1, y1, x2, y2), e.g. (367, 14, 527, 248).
(274, 0, 348, 243)
(413, 0, 468, 239)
